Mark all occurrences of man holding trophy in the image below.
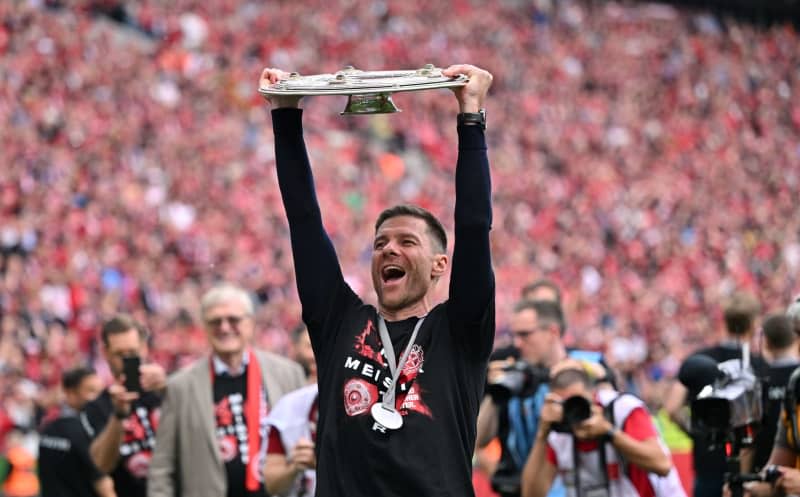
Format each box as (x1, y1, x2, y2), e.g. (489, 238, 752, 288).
(260, 63, 494, 496)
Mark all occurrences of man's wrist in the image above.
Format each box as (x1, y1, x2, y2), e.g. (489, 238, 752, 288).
(457, 109, 486, 130)
(605, 425, 619, 442)
(536, 425, 551, 441)
(114, 409, 129, 420)
(458, 98, 482, 114)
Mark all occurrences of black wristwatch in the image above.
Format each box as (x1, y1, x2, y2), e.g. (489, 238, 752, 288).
(457, 109, 486, 130)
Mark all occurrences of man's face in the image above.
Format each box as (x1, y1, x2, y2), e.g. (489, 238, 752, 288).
(65, 374, 103, 410)
(104, 328, 147, 378)
(511, 308, 557, 366)
(203, 299, 254, 358)
(371, 215, 447, 313)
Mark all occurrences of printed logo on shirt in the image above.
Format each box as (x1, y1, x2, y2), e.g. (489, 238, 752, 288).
(342, 318, 432, 420)
(343, 379, 375, 416)
(126, 452, 152, 479)
(119, 406, 158, 476)
(219, 435, 238, 462)
(215, 394, 249, 464)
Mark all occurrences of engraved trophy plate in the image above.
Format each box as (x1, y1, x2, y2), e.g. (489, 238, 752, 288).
(259, 64, 468, 114)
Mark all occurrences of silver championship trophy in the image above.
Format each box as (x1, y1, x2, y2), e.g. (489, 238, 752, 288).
(258, 64, 468, 115)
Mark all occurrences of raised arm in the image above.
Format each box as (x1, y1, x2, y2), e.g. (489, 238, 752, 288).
(261, 69, 354, 329)
(443, 65, 494, 329)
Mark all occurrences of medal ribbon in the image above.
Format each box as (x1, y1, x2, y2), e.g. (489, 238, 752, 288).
(377, 315, 425, 410)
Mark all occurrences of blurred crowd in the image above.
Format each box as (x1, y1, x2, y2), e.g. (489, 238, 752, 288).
(0, 0, 798, 460)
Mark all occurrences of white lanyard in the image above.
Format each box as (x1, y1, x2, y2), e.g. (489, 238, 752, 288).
(371, 315, 425, 429)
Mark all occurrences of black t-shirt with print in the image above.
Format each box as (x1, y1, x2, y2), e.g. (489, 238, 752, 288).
(753, 359, 799, 471)
(81, 389, 161, 497)
(38, 411, 104, 497)
(212, 370, 267, 497)
(274, 108, 495, 497)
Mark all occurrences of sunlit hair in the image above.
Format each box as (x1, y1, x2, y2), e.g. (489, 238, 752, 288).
(787, 296, 800, 334)
(521, 279, 562, 304)
(549, 366, 592, 391)
(61, 366, 97, 391)
(513, 299, 566, 337)
(723, 291, 760, 336)
(374, 204, 447, 254)
(101, 314, 149, 347)
(200, 283, 255, 319)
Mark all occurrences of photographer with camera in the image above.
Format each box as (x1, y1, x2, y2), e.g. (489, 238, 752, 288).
(477, 299, 610, 497)
(665, 292, 767, 497)
(521, 360, 683, 497)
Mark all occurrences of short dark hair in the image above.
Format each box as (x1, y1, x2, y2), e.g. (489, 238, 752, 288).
(763, 313, 796, 350)
(513, 299, 566, 336)
(521, 279, 562, 304)
(723, 292, 760, 336)
(549, 367, 592, 391)
(101, 314, 149, 347)
(61, 366, 96, 391)
(374, 204, 447, 253)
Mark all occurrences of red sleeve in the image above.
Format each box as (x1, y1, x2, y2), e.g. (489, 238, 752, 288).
(546, 443, 557, 466)
(266, 426, 286, 455)
(621, 407, 658, 441)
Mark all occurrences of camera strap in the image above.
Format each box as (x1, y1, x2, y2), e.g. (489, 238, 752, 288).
(571, 434, 611, 497)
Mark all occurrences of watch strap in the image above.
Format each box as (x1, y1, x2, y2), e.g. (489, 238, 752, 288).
(457, 109, 486, 130)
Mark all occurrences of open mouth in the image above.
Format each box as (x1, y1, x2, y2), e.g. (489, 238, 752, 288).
(381, 265, 406, 283)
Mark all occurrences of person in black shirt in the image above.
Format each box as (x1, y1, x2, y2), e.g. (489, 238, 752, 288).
(665, 292, 767, 497)
(750, 313, 800, 473)
(38, 366, 113, 497)
(261, 63, 494, 497)
(81, 314, 166, 497)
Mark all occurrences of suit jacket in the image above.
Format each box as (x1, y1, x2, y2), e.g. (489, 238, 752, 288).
(147, 349, 306, 497)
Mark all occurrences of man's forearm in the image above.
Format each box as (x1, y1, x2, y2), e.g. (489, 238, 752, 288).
(90, 417, 123, 473)
(449, 122, 493, 319)
(612, 434, 672, 477)
(521, 430, 555, 497)
(476, 396, 499, 448)
(273, 108, 348, 320)
(264, 454, 300, 496)
(93, 475, 117, 497)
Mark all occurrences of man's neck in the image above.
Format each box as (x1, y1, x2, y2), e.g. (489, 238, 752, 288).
(215, 350, 247, 373)
(766, 347, 800, 364)
(379, 297, 434, 322)
(543, 345, 568, 369)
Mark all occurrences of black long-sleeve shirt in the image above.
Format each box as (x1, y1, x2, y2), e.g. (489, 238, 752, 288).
(273, 108, 494, 497)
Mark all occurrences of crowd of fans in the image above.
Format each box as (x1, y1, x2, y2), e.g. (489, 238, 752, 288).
(0, 0, 798, 462)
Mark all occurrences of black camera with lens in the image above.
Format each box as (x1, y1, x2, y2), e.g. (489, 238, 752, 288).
(486, 361, 549, 402)
(551, 395, 593, 433)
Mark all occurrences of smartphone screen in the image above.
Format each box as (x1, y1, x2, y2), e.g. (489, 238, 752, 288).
(122, 356, 142, 393)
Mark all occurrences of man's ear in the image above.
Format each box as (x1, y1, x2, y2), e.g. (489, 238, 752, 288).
(431, 254, 448, 278)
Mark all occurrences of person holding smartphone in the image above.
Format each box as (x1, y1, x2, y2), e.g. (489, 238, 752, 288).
(81, 314, 166, 497)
